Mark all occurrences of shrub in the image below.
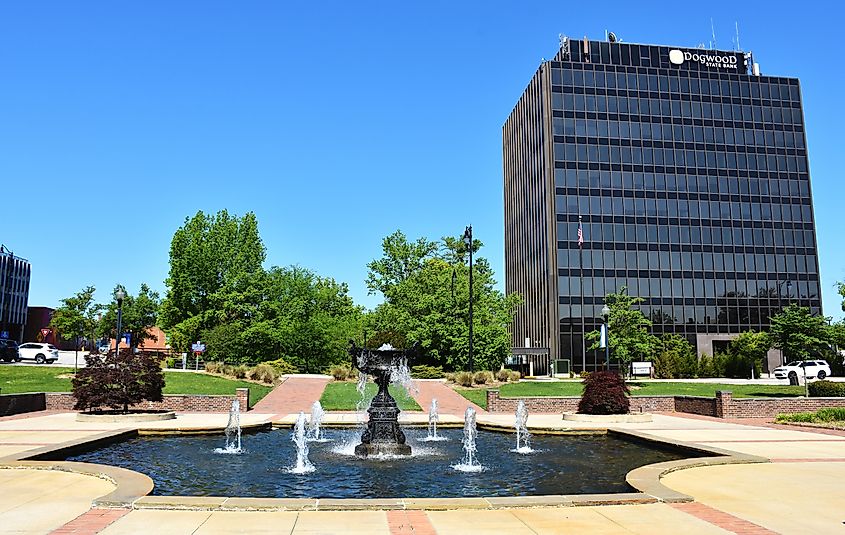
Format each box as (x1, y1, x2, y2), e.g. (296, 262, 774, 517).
(495, 369, 511, 382)
(72, 349, 165, 413)
(411, 365, 445, 379)
(231, 364, 249, 379)
(579, 371, 591, 379)
(775, 412, 816, 423)
(455, 371, 474, 387)
(264, 358, 298, 375)
(817, 407, 845, 422)
(808, 380, 845, 397)
(249, 363, 279, 384)
(508, 370, 521, 382)
(205, 361, 223, 374)
(329, 364, 350, 381)
(220, 364, 234, 377)
(165, 357, 176, 369)
(578, 370, 630, 415)
(444, 372, 456, 383)
(473, 370, 494, 385)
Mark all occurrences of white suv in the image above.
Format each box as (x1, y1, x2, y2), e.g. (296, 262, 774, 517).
(773, 360, 832, 381)
(18, 343, 59, 364)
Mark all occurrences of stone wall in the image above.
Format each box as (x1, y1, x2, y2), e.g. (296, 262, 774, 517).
(0, 393, 47, 416)
(44, 387, 250, 413)
(485, 389, 845, 419)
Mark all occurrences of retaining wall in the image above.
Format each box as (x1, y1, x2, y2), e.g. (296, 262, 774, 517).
(485, 389, 845, 419)
(0, 393, 47, 416)
(41, 388, 250, 413)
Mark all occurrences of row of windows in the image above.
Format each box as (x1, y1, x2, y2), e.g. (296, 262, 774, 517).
(551, 65, 798, 101)
(555, 196, 813, 223)
(554, 143, 808, 172)
(558, 276, 820, 300)
(557, 249, 817, 273)
(554, 170, 810, 196)
(551, 92, 802, 125)
(553, 118, 806, 148)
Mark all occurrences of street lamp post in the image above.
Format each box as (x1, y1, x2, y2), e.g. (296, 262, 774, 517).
(114, 289, 125, 357)
(601, 303, 611, 369)
(463, 226, 474, 374)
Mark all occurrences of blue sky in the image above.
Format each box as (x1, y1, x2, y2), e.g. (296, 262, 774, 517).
(1, 1, 843, 320)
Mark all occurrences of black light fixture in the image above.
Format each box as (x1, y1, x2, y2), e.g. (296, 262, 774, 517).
(462, 226, 474, 373)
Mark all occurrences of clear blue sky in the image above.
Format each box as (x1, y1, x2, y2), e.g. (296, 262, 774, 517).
(1, 1, 843, 320)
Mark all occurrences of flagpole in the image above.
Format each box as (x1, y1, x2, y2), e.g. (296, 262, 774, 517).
(579, 215, 586, 373)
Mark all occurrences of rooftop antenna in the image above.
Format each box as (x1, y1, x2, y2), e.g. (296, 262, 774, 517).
(710, 18, 717, 50)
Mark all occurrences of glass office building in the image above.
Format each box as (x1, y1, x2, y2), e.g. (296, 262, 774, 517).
(0, 246, 31, 343)
(503, 37, 821, 374)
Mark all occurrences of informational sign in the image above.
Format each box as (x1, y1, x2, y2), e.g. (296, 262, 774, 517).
(123, 333, 131, 345)
(0, 331, 8, 339)
(191, 341, 206, 354)
(40, 328, 51, 337)
(668, 48, 741, 70)
(631, 361, 653, 376)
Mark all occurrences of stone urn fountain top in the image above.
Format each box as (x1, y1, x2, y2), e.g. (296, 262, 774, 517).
(350, 341, 418, 376)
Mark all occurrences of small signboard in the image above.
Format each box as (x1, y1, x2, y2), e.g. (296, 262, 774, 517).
(631, 361, 653, 377)
(123, 333, 131, 345)
(40, 328, 51, 338)
(191, 342, 206, 354)
(0, 331, 8, 339)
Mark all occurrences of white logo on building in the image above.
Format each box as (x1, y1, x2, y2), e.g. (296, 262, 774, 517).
(668, 49, 738, 69)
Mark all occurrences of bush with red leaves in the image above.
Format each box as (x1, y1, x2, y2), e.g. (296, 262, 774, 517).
(72, 349, 165, 413)
(577, 370, 630, 415)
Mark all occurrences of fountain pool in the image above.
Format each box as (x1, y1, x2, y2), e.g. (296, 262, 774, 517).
(65, 427, 698, 499)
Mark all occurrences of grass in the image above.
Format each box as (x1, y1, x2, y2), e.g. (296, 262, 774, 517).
(0, 366, 272, 408)
(319, 381, 421, 411)
(454, 381, 808, 410)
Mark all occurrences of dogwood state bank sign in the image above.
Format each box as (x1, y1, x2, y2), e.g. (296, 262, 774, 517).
(669, 49, 740, 70)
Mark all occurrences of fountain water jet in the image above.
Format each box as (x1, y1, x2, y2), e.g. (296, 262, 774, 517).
(512, 399, 533, 454)
(349, 341, 418, 457)
(452, 407, 483, 472)
(420, 398, 447, 442)
(288, 412, 315, 474)
(214, 399, 243, 454)
(308, 401, 327, 442)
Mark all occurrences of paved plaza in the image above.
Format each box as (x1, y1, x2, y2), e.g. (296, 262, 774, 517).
(0, 377, 844, 534)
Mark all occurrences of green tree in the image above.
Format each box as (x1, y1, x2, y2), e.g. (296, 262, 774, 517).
(366, 231, 521, 371)
(837, 281, 845, 313)
(651, 334, 697, 379)
(160, 210, 265, 351)
(769, 304, 831, 364)
(50, 286, 101, 350)
(586, 287, 658, 373)
(723, 330, 771, 378)
(829, 321, 845, 376)
(98, 284, 161, 349)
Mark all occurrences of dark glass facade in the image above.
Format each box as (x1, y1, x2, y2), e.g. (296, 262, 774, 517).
(504, 38, 821, 374)
(0, 247, 31, 343)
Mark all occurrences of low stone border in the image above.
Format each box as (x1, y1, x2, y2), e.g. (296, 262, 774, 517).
(77, 411, 176, 423)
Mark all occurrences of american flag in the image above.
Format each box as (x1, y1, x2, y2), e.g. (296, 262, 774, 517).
(577, 220, 584, 248)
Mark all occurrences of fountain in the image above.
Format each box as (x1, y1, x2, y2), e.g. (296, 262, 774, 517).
(452, 407, 483, 472)
(288, 412, 315, 474)
(513, 399, 533, 454)
(308, 401, 325, 441)
(420, 398, 446, 442)
(214, 399, 243, 454)
(349, 341, 418, 457)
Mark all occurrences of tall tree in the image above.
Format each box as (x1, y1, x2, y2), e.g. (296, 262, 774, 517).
(98, 284, 160, 349)
(366, 230, 438, 297)
(585, 287, 658, 372)
(768, 304, 831, 363)
(160, 210, 265, 350)
(50, 286, 101, 349)
(837, 281, 845, 313)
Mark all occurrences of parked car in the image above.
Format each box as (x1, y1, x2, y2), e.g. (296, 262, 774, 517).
(773, 360, 832, 381)
(17, 343, 59, 364)
(0, 339, 20, 362)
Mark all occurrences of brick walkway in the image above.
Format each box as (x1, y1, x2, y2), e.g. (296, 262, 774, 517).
(50, 507, 130, 534)
(671, 502, 777, 534)
(251, 376, 330, 417)
(386, 510, 436, 535)
(411, 380, 485, 416)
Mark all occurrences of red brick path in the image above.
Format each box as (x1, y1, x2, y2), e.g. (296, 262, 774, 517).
(50, 507, 129, 534)
(386, 510, 437, 535)
(411, 380, 485, 416)
(251, 376, 330, 417)
(671, 502, 777, 534)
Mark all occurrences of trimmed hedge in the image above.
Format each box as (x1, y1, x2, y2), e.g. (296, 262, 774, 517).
(808, 380, 845, 397)
(411, 365, 445, 379)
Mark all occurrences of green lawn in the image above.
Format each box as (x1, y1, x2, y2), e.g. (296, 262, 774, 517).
(0, 366, 272, 408)
(319, 381, 421, 411)
(455, 381, 807, 410)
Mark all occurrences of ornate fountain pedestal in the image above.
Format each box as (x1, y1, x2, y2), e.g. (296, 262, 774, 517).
(350, 342, 416, 457)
